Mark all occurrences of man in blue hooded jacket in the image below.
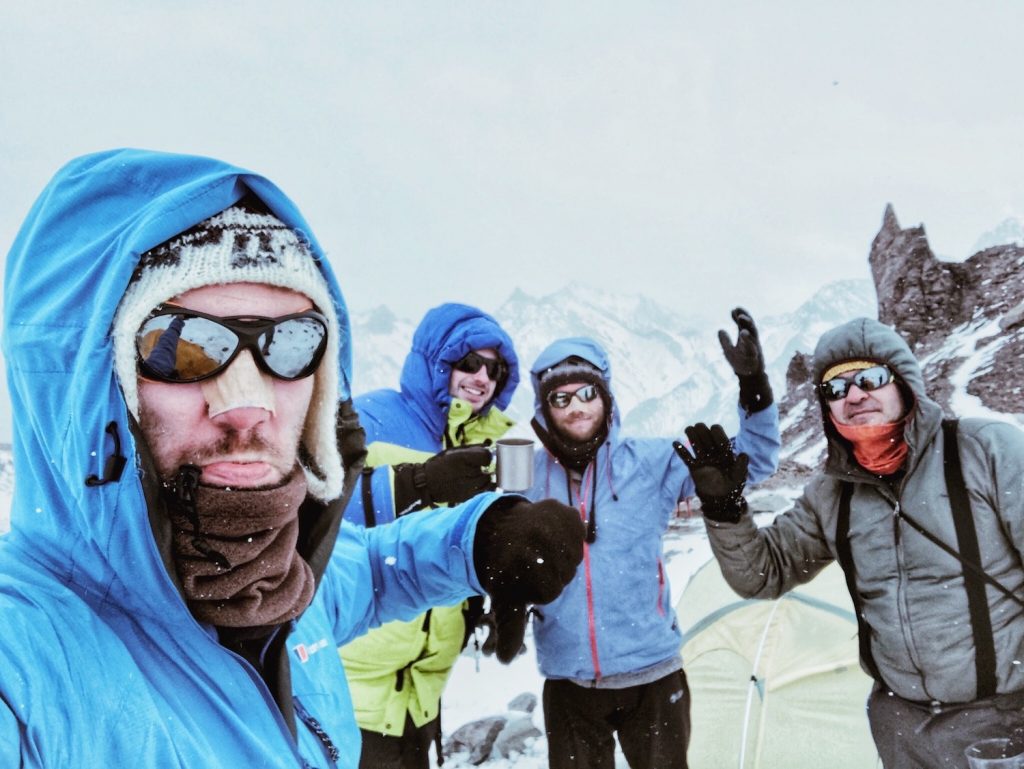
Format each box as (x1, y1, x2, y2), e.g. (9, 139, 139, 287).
(522, 317, 780, 769)
(341, 303, 520, 769)
(0, 148, 585, 769)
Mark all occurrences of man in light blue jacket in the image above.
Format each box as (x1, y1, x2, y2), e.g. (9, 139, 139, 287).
(522, 321, 780, 769)
(0, 149, 585, 768)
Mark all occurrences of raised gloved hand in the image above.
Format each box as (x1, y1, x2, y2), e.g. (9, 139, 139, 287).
(473, 497, 585, 663)
(718, 307, 773, 415)
(673, 423, 749, 524)
(393, 445, 495, 513)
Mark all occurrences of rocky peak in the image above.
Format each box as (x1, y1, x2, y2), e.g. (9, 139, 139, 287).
(868, 206, 968, 348)
(870, 205, 1024, 350)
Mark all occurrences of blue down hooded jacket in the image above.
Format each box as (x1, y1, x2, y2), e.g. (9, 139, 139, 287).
(524, 337, 780, 682)
(0, 149, 494, 769)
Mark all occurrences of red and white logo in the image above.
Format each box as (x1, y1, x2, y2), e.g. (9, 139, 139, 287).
(292, 637, 329, 664)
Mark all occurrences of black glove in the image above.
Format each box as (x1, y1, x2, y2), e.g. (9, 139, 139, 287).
(393, 445, 495, 513)
(718, 307, 773, 415)
(473, 497, 585, 663)
(475, 610, 499, 657)
(673, 423, 749, 524)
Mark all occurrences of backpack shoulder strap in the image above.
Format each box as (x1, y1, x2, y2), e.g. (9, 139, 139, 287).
(834, 481, 885, 685)
(360, 466, 377, 528)
(941, 418, 997, 698)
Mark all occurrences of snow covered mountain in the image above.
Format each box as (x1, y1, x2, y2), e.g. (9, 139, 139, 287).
(971, 215, 1024, 253)
(349, 279, 878, 440)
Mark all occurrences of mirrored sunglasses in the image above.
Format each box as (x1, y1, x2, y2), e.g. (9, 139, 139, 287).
(452, 351, 508, 382)
(819, 365, 894, 402)
(546, 384, 600, 410)
(136, 304, 329, 383)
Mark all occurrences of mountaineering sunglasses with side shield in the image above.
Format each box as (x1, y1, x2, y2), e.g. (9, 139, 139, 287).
(136, 304, 329, 383)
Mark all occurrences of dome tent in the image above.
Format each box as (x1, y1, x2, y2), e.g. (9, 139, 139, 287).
(677, 560, 880, 769)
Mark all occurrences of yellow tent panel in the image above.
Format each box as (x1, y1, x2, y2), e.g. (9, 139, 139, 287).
(677, 560, 880, 769)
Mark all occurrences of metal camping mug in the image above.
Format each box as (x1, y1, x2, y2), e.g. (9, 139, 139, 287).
(495, 438, 535, 492)
(964, 738, 1024, 769)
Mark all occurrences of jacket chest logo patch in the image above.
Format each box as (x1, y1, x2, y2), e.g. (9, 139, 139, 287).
(292, 637, 329, 663)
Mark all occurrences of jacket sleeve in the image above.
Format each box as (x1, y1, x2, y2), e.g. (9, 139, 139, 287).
(704, 478, 835, 600)
(731, 402, 781, 486)
(963, 419, 1024, 566)
(323, 491, 497, 645)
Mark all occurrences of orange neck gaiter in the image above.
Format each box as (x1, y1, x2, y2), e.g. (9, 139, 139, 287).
(830, 416, 908, 475)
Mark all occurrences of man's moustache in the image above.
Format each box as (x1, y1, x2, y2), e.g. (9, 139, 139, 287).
(175, 429, 278, 467)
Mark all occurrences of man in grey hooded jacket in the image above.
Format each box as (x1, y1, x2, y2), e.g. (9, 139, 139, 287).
(676, 317, 1024, 769)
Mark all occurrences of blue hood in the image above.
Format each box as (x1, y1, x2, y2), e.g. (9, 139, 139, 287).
(1, 148, 352, 620)
(529, 336, 620, 433)
(398, 302, 519, 437)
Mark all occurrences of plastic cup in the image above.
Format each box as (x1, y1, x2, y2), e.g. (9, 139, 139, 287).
(964, 738, 1024, 769)
(495, 438, 535, 492)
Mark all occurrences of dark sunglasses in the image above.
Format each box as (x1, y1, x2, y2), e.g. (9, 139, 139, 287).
(136, 304, 329, 383)
(819, 365, 894, 402)
(452, 351, 508, 382)
(546, 384, 600, 410)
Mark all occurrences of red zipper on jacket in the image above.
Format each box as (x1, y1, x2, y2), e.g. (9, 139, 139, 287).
(569, 462, 602, 680)
(656, 559, 666, 617)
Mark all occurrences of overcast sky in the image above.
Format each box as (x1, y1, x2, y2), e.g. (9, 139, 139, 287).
(4, 2, 1024, 326)
(1, 0, 1023, 436)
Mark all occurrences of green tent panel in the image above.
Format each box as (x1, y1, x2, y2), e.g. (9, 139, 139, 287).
(677, 560, 880, 769)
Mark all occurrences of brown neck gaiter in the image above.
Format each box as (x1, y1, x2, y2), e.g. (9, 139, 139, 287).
(168, 469, 314, 629)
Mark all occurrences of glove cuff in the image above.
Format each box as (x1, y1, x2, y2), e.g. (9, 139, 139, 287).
(472, 496, 521, 593)
(738, 372, 774, 416)
(700, 494, 748, 524)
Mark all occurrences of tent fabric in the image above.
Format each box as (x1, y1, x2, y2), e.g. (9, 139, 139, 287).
(678, 559, 880, 769)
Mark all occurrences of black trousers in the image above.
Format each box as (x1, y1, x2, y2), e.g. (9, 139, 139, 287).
(867, 683, 1024, 769)
(358, 714, 440, 769)
(543, 669, 691, 769)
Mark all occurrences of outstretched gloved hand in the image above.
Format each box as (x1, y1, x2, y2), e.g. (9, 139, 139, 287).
(718, 307, 773, 415)
(473, 497, 585, 663)
(393, 445, 495, 513)
(673, 423, 749, 524)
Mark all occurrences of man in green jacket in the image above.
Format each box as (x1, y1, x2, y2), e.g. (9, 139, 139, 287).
(341, 302, 520, 769)
(676, 317, 1024, 768)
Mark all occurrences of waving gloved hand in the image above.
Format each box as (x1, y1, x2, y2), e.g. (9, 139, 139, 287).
(473, 497, 585, 663)
(673, 423, 749, 524)
(718, 307, 773, 415)
(393, 445, 495, 513)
